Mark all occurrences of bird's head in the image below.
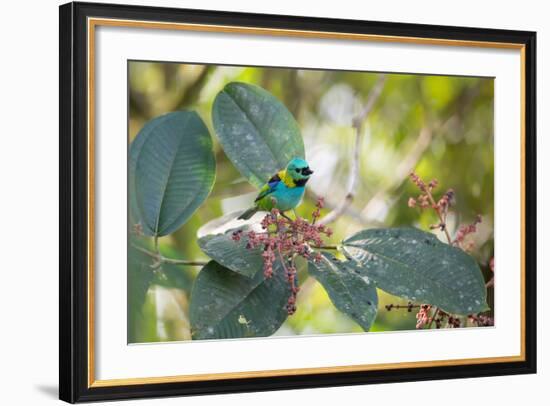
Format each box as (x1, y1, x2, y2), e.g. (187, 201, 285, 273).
(286, 157, 313, 184)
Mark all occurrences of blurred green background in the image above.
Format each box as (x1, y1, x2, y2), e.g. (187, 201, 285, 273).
(128, 61, 494, 343)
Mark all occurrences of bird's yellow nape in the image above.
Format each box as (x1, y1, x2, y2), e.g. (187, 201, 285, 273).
(278, 169, 296, 187)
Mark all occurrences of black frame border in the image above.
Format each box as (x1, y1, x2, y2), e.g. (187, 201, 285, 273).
(59, 1, 537, 403)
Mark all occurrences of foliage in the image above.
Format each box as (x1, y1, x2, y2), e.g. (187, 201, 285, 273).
(342, 228, 487, 315)
(197, 225, 263, 278)
(128, 63, 494, 342)
(308, 252, 378, 331)
(189, 261, 290, 339)
(212, 82, 305, 187)
(129, 111, 215, 236)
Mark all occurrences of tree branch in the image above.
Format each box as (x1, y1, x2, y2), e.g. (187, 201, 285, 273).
(360, 82, 480, 222)
(319, 74, 386, 225)
(360, 127, 432, 219)
(174, 66, 213, 110)
(131, 243, 208, 267)
(310, 244, 339, 250)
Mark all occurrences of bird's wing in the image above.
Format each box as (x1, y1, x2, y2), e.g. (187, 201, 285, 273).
(254, 172, 282, 202)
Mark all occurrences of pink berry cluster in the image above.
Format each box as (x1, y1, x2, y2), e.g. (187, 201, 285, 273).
(468, 314, 494, 327)
(486, 257, 494, 288)
(430, 309, 461, 329)
(414, 306, 462, 329)
(408, 172, 456, 232)
(415, 304, 432, 329)
(232, 198, 333, 315)
(408, 174, 440, 206)
(445, 315, 461, 328)
(453, 214, 483, 250)
(404, 172, 493, 329)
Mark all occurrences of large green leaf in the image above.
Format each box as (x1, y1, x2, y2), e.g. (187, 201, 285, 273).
(308, 252, 378, 331)
(197, 226, 263, 278)
(212, 82, 305, 187)
(129, 111, 215, 236)
(190, 261, 290, 340)
(342, 228, 488, 315)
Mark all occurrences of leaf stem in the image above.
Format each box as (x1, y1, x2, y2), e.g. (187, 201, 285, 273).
(153, 235, 159, 253)
(131, 243, 208, 267)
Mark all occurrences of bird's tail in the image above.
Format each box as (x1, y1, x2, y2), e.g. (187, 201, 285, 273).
(238, 207, 259, 220)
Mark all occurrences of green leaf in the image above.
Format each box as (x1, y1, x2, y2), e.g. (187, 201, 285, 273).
(212, 82, 305, 187)
(197, 226, 263, 278)
(308, 252, 378, 331)
(342, 228, 488, 315)
(129, 111, 215, 236)
(190, 261, 290, 340)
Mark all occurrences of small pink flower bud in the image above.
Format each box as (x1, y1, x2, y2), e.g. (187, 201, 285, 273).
(316, 197, 325, 209)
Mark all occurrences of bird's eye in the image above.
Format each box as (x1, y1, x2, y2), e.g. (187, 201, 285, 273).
(294, 168, 300, 172)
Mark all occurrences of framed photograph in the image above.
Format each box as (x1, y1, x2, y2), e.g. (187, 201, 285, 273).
(59, 1, 536, 403)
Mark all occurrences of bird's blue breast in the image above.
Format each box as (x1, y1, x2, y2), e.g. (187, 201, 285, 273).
(272, 183, 305, 212)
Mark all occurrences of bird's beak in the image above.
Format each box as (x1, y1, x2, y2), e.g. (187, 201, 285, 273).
(303, 168, 314, 175)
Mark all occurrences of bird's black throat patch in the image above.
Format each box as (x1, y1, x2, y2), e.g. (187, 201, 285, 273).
(294, 178, 309, 187)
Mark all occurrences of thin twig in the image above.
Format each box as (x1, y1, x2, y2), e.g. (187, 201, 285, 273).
(426, 307, 439, 329)
(361, 127, 432, 219)
(306, 189, 387, 228)
(320, 74, 386, 225)
(425, 181, 452, 329)
(278, 247, 290, 277)
(156, 258, 208, 267)
(131, 243, 208, 267)
(310, 244, 339, 250)
(424, 188, 452, 244)
(361, 92, 476, 220)
(385, 303, 421, 310)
